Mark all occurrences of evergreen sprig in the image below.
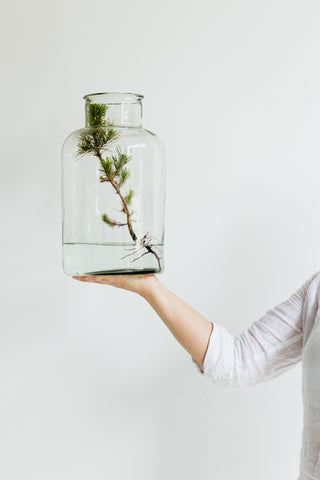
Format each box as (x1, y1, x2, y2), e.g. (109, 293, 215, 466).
(87, 104, 107, 127)
(102, 214, 127, 228)
(77, 103, 119, 156)
(98, 146, 132, 184)
(75, 101, 162, 270)
(76, 103, 136, 241)
(77, 126, 119, 156)
(124, 189, 134, 205)
(99, 157, 114, 180)
(98, 149, 132, 186)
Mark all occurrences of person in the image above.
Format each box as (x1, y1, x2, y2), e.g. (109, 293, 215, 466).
(73, 269, 320, 479)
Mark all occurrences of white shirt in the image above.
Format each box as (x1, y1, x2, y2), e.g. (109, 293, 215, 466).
(193, 269, 320, 480)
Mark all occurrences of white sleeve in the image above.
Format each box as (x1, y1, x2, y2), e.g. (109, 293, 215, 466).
(192, 270, 320, 391)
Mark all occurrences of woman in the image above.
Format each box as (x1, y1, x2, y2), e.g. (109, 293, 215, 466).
(74, 269, 320, 479)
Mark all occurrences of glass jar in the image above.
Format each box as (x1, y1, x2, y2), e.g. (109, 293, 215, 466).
(61, 92, 166, 275)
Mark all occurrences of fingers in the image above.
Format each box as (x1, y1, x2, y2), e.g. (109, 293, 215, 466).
(72, 274, 147, 294)
(72, 275, 118, 285)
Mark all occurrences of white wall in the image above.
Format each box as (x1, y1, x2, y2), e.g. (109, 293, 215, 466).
(1, 0, 320, 478)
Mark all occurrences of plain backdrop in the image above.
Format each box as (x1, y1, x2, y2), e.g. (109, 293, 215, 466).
(1, 1, 320, 479)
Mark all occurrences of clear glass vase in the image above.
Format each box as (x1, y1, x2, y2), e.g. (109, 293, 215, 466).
(61, 92, 166, 275)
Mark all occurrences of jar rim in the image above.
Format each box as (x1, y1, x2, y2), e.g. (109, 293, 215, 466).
(83, 92, 144, 103)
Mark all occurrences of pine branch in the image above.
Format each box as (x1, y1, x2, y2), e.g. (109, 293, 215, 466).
(124, 188, 134, 205)
(97, 151, 136, 240)
(76, 103, 137, 242)
(113, 146, 131, 174)
(102, 214, 127, 228)
(75, 101, 164, 271)
(87, 104, 107, 127)
(96, 148, 136, 237)
(118, 167, 130, 187)
(108, 179, 137, 241)
(99, 157, 114, 180)
(76, 103, 119, 156)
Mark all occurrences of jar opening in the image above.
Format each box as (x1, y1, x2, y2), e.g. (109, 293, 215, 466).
(84, 92, 143, 127)
(83, 92, 144, 104)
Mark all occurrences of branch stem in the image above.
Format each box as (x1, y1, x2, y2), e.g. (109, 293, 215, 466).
(95, 145, 161, 270)
(95, 148, 137, 242)
(110, 179, 137, 242)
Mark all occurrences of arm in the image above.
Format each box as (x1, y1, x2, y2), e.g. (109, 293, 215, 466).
(199, 269, 320, 390)
(140, 276, 213, 369)
(73, 269, 320, 390)
(73, 274, 213, 369)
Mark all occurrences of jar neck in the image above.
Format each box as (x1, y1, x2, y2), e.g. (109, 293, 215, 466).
(84, 92, 143, 128)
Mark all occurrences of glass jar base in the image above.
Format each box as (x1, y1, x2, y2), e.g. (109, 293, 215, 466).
(84, 268, 160, 275)
(62, 243, 164, 276)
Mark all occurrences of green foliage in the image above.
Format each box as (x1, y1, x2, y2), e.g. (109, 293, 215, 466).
(76, 102, 136, 240)
(102, 213, 116, 227)
(77, 128, 106, 155)
(118, 167, 130, 187)
(124, 188, 134, 205)
(113, 146, 131, 173)
(87, 104, 107, 127)
(76, 103, 119, 156)
(99, 149, 134, 229)
(102, 214, 127, 228)
(97, 148, 132, 187)
(105, 127, 119, 145)
(99, 157, 114, 180)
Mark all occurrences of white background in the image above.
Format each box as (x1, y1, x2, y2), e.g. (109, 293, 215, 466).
(1, 1, 320, 479)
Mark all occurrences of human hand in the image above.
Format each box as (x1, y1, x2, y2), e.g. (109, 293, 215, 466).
(72, 273, 158, 296)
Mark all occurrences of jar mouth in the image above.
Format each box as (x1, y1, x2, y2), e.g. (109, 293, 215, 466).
(83, 92, 144, 104)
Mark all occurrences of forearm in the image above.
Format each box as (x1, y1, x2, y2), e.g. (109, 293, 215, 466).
(73, 273, 214, 369)
(140, 276, 213, 369)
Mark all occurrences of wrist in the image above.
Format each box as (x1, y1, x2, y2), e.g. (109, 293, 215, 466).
(138, 274, 161, 298)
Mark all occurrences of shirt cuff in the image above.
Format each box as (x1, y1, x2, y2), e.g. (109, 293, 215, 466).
(192, 322, 235, 379)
